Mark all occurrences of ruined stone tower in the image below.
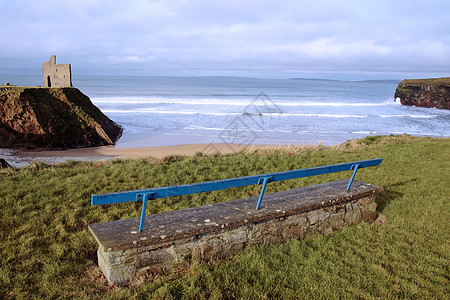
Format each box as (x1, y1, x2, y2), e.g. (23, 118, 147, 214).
(42, 55, 72, 88)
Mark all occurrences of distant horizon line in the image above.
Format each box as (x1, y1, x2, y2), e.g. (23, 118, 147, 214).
(1, 72, 449, 83)
(0, 73, 409, 82)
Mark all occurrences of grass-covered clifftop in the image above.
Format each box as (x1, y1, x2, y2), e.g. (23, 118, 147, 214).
(394, 77, 450, 109)
(0, 135, 448, 298)
(397, 77, 450, 87)
(0, 86, 122, 148)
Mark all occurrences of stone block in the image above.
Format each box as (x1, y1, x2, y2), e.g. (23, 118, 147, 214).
(327, 211, 345, 229)
(362, 210, 378, 221)
(199, 237, 225, 259)
(135, 248, 175, 270)
(281, 214, 308, 240)
(360, 202, 378, 213)
(344, 201, 362, 225)
(307, 208, 330, 225)
(358, 194, 376, 205)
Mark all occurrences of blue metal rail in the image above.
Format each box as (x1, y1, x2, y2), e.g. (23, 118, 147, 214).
(92, 158, 382, 231)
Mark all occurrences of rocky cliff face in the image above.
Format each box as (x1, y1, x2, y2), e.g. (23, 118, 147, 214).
(394, 77, 450, 110)
(0, 87, 122, 149)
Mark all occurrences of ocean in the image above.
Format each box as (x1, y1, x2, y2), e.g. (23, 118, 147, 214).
(3, 75, 450, 148)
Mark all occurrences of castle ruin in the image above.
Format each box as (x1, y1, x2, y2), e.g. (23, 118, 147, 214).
(42, 55, 72, 88)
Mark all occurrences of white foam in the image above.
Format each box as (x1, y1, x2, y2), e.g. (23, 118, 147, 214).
(103, 108, 368, 118)
(380, 114, 436, 118)
(185, 125, 226, 131)
(279, 101, 385, 107)
(389, 131, 443, 137)
(277, 113, 367, 118)
(102, 109, 240, 116)
(100, 108, 368, 118)
(352, 131, 377, 134)
(102, 108, 156, 113)
(93, 97, 255, 106)
(92, 96, 389, 108)
(184, 125, 293, 134)
(408, 115, 436, 118)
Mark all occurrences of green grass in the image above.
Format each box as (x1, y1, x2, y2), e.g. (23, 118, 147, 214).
(399, 77, 450, 87)
(0, 85, 39, 90)
(1, 135, 449, 299)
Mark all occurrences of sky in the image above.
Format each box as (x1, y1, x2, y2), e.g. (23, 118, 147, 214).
(0, 0, 449, 80)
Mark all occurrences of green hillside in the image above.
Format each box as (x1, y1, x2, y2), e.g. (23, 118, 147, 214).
(0, 135, 448, 298)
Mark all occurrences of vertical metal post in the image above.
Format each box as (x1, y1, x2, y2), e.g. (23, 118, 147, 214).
(346, 164, 360, 191)
(256, 177, 270, 209)
(139, 194, 148, 232)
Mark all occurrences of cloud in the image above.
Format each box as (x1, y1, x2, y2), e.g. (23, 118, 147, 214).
(0, 0, 449, 78)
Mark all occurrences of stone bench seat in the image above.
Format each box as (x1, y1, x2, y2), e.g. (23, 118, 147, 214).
(89, 179, 382, 285)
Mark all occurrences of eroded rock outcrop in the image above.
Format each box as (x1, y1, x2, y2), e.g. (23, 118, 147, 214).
(394, 77, 450, 110)
(0, 87, 122, 148)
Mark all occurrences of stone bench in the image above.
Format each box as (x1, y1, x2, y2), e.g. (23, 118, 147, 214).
(89, 179, 382, 285)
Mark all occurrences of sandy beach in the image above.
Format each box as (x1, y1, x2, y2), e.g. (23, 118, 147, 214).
(16, 143, 281, 158)
(1, 143, 285, 167)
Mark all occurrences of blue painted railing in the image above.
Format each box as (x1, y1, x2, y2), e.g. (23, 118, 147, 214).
(92, 158, 382, 231)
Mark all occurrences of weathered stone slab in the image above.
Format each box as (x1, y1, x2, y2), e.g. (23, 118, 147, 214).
(89, 179, 382, 285)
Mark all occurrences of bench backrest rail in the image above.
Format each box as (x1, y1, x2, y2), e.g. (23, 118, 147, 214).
(92, 158, 382, 231)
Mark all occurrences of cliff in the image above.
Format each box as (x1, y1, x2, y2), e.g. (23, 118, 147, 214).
(394, 77, 450, 110)
(0, 86, 122, 149)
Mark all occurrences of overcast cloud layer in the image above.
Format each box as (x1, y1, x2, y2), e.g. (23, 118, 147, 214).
(1, 0, 449, 79)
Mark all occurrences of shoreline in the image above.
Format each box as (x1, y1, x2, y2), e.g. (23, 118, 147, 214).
(16, 143, 288, 158)
(3, 135, 448, 168)
(1, 143, 290, 168)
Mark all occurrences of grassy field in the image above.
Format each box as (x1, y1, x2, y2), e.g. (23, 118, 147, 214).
(0, 135, 449, 299)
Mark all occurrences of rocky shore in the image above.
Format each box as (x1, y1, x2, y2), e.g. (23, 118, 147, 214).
(394, 77, 450, 110)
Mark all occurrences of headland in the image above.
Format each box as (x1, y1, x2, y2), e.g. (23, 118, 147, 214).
(394, 77, 450, 109)
(0, 85, 122, 149)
